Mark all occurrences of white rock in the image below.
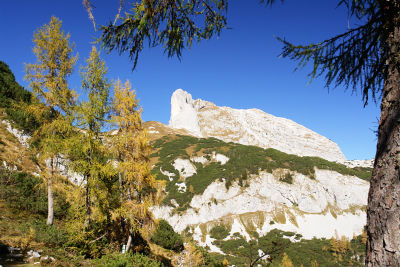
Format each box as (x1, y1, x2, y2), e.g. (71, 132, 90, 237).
(152, 169, 369, 240)
(109, 129, 118, 135)
(173, 158, 196, 178)
(169, 89, 202, 136)
(2, 120, 30, 147)
(229, 218, 251, 241)
(168, 89, 346, 162)
(45, 156, 84, 185)
(160, 168, 176, 181)
(192, 226, 224, 254)
(176, 182, 187, 193)
(212, 153, 229, 165)
(27, 250, 40, 258)
(343, 159, 374, 168)
(191, 155, 209, 165)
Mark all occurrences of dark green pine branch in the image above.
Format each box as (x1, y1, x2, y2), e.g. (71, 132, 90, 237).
(99, 0, 228, 70)
(277, 13, 384, 106)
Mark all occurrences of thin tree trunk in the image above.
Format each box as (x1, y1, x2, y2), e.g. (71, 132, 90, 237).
(84, 173, 91, 228)
(47, 157, 54, 225)
(366, 3, 400, 265)
(85, 145, 93, 229)
(126, 232, 133, 252)
(118, 169, 123, 203)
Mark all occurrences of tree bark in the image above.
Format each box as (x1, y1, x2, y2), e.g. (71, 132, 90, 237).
(85, 147, 93, 229)
(46, 157, 54, 225)
(84, 173, 91, 228)
(126, 232, 133, 252)
(366, 2, 400, 265)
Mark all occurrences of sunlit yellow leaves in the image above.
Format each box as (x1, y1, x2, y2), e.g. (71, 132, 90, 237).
(111, 78, 162, 233)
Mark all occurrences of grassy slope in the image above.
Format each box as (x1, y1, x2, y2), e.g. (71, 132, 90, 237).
(150, 134, 372, 212)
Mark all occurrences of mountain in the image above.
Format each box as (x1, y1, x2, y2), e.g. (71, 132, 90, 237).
(0, 84, 371, 265)
(147, 89, 372, 256)
(169, 89, 347, 162)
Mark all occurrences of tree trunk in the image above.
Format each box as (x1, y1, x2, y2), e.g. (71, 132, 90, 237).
(85, 146, 93, 229)
(366, 3, 400, 265)
(46, 157, 54, 225)
(126, 232, 133, 252)
(84, 173, 91, 228)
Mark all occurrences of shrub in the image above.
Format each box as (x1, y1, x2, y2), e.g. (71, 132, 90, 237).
(151, 220, 183, 252)
(93, 252, 163, 267)
(0, 61, 43, 134)
(279, 172, 293, 184)
(0, 169, 69, 217)
(31, 219, 68, 247)
(0, 170, 47, 214)
(210, 225, 230, 240)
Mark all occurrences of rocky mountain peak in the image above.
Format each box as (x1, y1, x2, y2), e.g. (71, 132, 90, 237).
(169, 89, 202, 137)
(168, 89, 347, 162)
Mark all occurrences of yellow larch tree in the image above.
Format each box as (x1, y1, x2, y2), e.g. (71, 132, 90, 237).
(25, 16, 77, 225)
(69, 46, 115, 231)
(111, 79, 163, 252)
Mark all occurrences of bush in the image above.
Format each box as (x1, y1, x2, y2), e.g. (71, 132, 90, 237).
(151, 220, 183, 252)
(93, 252, 163, 267)
(31, 219, 68, 247)
(5, 105, 41, 134)
(279, 173, 293, 184)
(0, 61, 43, 134)
(210, 225, 230, 240)
(0, 169, 69, 217)
(0, 170, 47, 214)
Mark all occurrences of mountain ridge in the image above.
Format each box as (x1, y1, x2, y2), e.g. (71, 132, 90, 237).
(168, 89, 349, 162)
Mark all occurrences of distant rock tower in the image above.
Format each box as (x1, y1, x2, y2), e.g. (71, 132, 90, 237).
(169, 89, 202, 137)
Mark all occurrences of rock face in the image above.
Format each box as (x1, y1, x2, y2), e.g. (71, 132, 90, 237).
(169, 89, 347, 162)
(151, 149, 369, 245)
(169, 89, 202, 137)
(153, 90, 372, 250)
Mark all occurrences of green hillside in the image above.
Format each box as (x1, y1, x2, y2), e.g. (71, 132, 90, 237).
(151, 134, 372, 212)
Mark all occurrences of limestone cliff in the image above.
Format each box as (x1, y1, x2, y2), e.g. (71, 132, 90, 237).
(169, 89, 347, 162)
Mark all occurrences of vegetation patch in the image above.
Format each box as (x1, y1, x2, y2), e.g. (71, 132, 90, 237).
(93, 252, 164, 267)
(279, 172, 294, 184)
(209, 228, 366, 266)
(0, 168, 68, 217)
(151, 135, 372, 212)
(151, 220, 184, 252)
(0, 61, 44, 134)
(209, 225, 231, 240)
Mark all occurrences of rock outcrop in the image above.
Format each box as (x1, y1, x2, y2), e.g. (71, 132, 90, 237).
(169, 89, 347, 162)
(151, 150, 369, 243)
(169, 89, 202, 137)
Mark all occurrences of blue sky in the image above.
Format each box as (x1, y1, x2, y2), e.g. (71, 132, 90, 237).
(0, 0, 379, 160)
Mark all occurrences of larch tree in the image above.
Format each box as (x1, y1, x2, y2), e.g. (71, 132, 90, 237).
(71, 46, 115, 229)
(275, 1, 400, 265)
(111, 79, 163, 252)
(25, 16, 77, 225)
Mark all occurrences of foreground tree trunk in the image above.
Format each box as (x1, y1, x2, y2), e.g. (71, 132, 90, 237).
(366, 2, 400, 265)
(47, 157, 54, 225)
